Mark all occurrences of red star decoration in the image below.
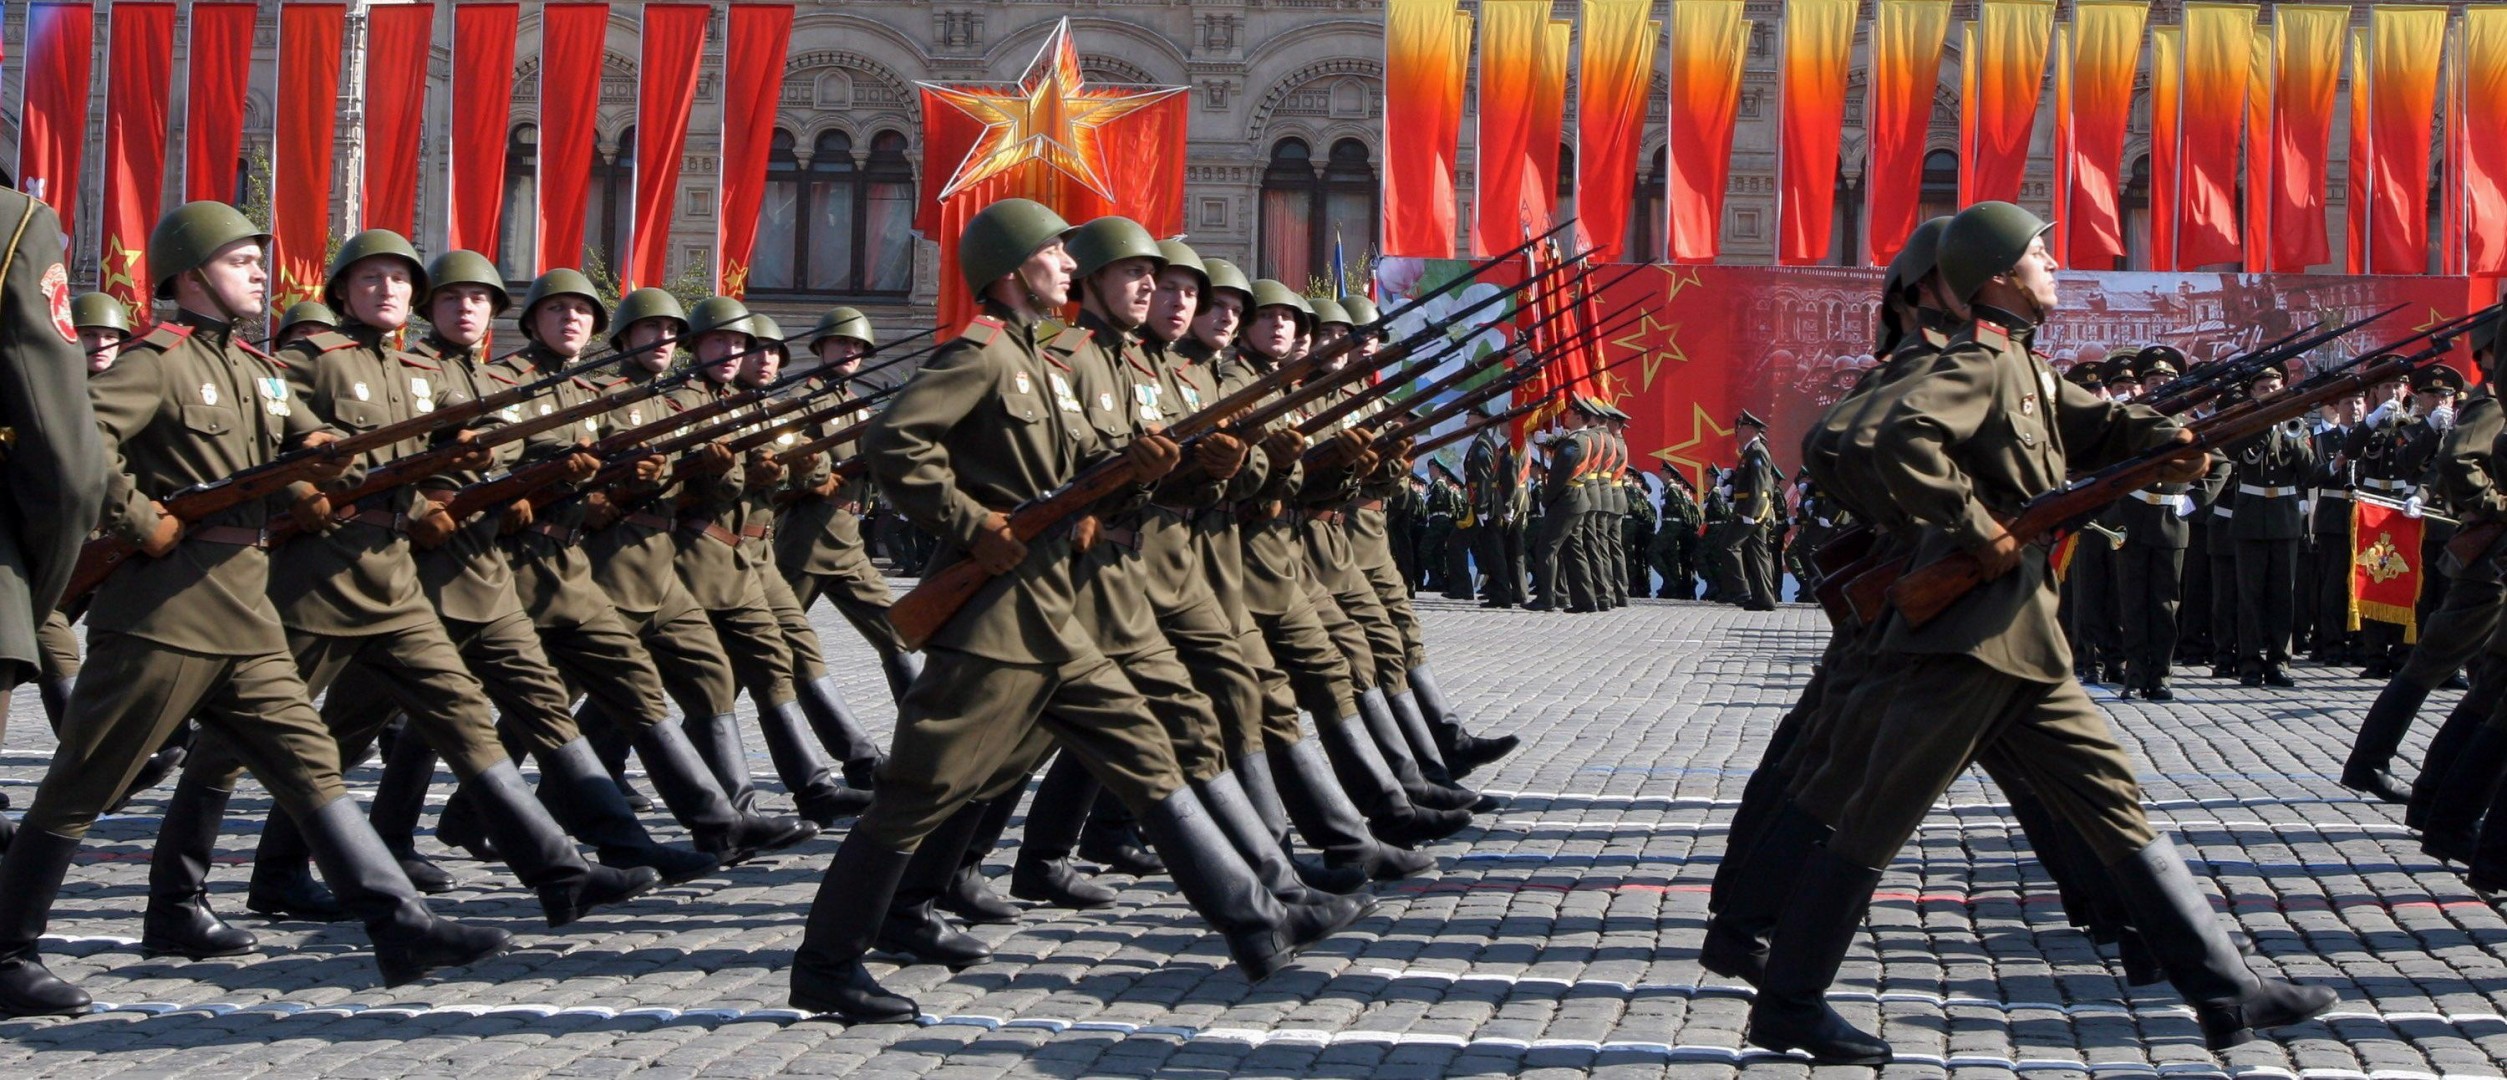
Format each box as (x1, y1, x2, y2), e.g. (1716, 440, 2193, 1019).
(918, 20, 1187, 204)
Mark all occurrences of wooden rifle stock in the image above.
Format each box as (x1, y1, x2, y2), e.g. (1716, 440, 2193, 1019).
(1844, 555, 1912, 625)
(1811, 526, 1876, 577)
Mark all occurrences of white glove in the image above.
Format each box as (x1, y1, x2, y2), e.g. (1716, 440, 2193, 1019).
(2406, 495, 2425, 519)
(2174, 494, 2195, 518)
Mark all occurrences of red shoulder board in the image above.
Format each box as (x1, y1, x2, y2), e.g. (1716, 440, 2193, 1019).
(961, 315, 1005, 347)
(1973, 320, 2011, 351)
(303, 330, 361, 356)
(1921, 327, 1950, 348)
(568, 376, 601, 392)
(397, 353, 442, 372)
(481, 367, 520, 386)
(236, 337, 287, 368)
(1048, 326, 1092, 355)
(1042, 353, 1072, 373)
(136, 323, 195, 351)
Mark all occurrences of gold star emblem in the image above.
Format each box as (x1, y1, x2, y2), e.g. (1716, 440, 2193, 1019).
(1656, 264, 1706, 304)
(101, 235, 145, 301)
(2413, 307, 2454, 334)
(1608, 312, 1687, 390)
(721, 260, 750, 300)
(1651, 403, 1734, 491)
(919, 19, 1187, 203)
(2357, 531, 2412, 582)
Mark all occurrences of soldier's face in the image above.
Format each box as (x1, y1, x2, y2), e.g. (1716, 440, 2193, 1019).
(1087, 256, 1158, 329)
(81, 329, 124, 374)
(429, 284, 497, 348)
(1193, 293, 1244, 351)
(1147, 268, 1200, 343)
(2253, 373, 2285, 397)
(2000, 236, 2060, 312)
(340, 256, 414, 330)
(1315, 325, 1349, 371)
(813, 337, 864, 379)
(695, 330, 751, 383)
(741, 346, 782, 387)
(1009, 241, 1076, 308)
(2417, 389, 2451, 414)
(196, 239, 268, 318)
(1247, 307, 1296, 357)
(533, 297, 597, 357)
(622, 319, 677, 371)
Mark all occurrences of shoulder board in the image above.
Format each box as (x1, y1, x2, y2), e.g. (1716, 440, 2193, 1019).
(569, 376, 601, 392)
(1042, 353, 1072, 374)
(135, 323, 195, 351)
(1973, 319, 2012, 351)
(960, 315, 1006, 347)
(237, 338, 287, 367)
(1920, 326, 1950, 349)
(303, 330, 361, 355)
(482, 367, 520, 386)
(1048, 326, 1092, 354)
(593, 374, 631, 390)
(396, 352, 441, 372)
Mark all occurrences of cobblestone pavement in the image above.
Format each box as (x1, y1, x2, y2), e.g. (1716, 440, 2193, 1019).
(4, 591, 2506, 1078)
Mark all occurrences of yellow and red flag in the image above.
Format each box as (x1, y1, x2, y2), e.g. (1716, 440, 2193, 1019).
(2350, 497, 2424, 642)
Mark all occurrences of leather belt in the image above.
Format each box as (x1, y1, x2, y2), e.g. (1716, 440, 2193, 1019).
(738, 523, 773, 541)
(625, 512, 675, 532)
(681, 518, 741, 547)
(1097, 525, 1142, 551)
(1305, 508, 1346, 526)
(529, 521, 578, 544)
(344, 507, 402, 532)
(2238, 484, 2300, 498)
(190, 525, 269, 548)
(2362, 477, 2412, 492)
(2319, 489, 2352, 500)
(2211, 506, 2233, 518)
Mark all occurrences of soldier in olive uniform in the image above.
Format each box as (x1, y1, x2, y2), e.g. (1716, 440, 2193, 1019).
(1527, 408, 1590, 610)
(1744, 203, 2332, 1064)
(0, 203, 509, 1017)
(270, 300, 337, 350)
(1729, 411, 1782, 610)
(2226, 364, 2317, 686)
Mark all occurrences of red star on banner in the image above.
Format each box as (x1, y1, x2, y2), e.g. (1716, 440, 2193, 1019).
(1652, 402, 1734, 491)
(919, 20, 1187, 203)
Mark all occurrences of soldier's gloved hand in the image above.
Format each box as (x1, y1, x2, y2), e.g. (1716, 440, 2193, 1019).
(2406, 496, 2426, 520)
(1195, 432, 1249, 480)
(1315, 429, 1375, 470)
(291, 490, 336, 532)
(563, 450, 601, 482)
(1973, 527, 2026, 581)
(1072, 513, 1102, 553)
(630, 453, 667, 484)
(500, 499, 535, 534)
(744, 452, 784, 488)
(447, 429, 494, 473)
(972, 510, 1027, 573)
(686, 441, 735, 476)
(140, 502, 184, 558)
(1126, 432, 1183, 482)
(811, 471, 843, 500)
(1260, 428, 1306, 470)
(406, 505, 459, 549)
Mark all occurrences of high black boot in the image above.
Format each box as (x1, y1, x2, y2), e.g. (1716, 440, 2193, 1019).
(685, 713, 759, 811)
(1241, 749, 1366, 894)
(2407, 696, 2494, 832)
(578, 701, 651, 810)
(245, 804, 351, 922)
(533, 738, 721, 885)
(1700, 799, 1828, 987)
(1136, 787, 1366, 979)
(634, 723, 819, 865)
(1745, 847, 1891, 1065)
(873, 802, 994, 968)
(756, 699, 873, 826)
(2106, 838, 2336, 1050)
(1355, 689, 1478, 813)
(36, 677, 75, 734)
(1010, 753, 1118, 908)
(2466, 772, 2507, 895)
(2343, 681, 2432, 803)
(939, 796, 1021, 925)
(366, 734, 456, 893)
(1410, 664, 1517, 779)
(790, 829, 918, 1021)
(2418, 725, 2507, 864)
(460, 762, 661, 928)
(1267, 738, 1432, 881)
(432, 784, 500, 862)
(140, 769, 258, 959)
(0, 829, 90, 1017)
(1078, 789, 1166, 875)
(293, 796, 514, 987)
(796, 675, 885, 789)
(1313, 713, 1473, 848)
(879, 650, 924, 704)
(1197, 771, 1371, 911)
(105, 731, 190, 815)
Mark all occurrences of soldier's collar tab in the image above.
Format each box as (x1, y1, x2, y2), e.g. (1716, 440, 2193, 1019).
(961, 315, 1007, 347)
(137, 322, 195, 350)
(1921, 326, 1950, 348)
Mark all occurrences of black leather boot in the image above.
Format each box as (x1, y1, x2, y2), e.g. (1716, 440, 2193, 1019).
(245, 805, 351, 922)
(2419, 725, 2507, 864)
(635, 723, 818, 865)
(1313, 713, 1472, 848)
(2106, 838, 2336, 1050)
(461, 762, 661, 928)
(366, 734, 455, 893)
(2467, 775, 2507, 895)
(873, 802, 994, 968)
(36, 677, 74, 733)
(756, 699, 873, 826)
(1385, 689, 1458, 785)
(105, 732, 190, 815)
(796, 675, 884, 789)
(1010, 753, 1117, 909)
(1267, 738, 1431, 881)
(791, 829, 918, 1021)
(939, 796, 1021, 925)
(294, 796, 513, 987)
(1355, 689, 1479, 812)
(1700, 799, 1828, 987)
(1137, 787, 1365, 980)
(2343, 681, 2432, 804)
(0, 829, 91, 1016)
(879, 651, 924, 704)
(1240, 750, 1366, 894)
(141, 769, 258, 959)
(432, 784, 500, 862)
(1078, 789, 1165, 875)
(1197, 771, 1333, 907)
(534, 738, 719, 884)
(578, 701, 652, 810)
(2407, 695, 2495, 832)
(1407, 664, 1518, 780)
(685, 712, 759, 811)
(1745, 847, 1891, 1065)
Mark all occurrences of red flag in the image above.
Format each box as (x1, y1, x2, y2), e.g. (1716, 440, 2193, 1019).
(17, 2, 95, 233)
(273, 4, 347, 308)
(717, 4, 794, 297)
(627, 4, 709, 290)
(184, 3, 256, 203)
(99, 2, 175, 314)
(1776, 0, 1857, 264)
(1382, 1, 1466, 258)
(2350, 497, 2424, 642)
(447, 3, 518, 258)
(535, 3, 608, 272)
(361, 3, 434, 237)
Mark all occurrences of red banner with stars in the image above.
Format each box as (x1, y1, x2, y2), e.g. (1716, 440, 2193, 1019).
(98, 1, 175, 315)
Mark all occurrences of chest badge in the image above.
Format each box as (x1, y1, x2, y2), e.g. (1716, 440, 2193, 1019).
(1135, 383, 1164, 423)
(257, 376, 291, 417)
(1179, 384, 1202, 411)
(1098, 391, 1115, 412)
(628, 409, 644, 426)
(1048, 372, 1083, 414)
(352, 381, 371, 401)
(2021, 394, 2037, 416)
(1013, 371, 1033, 395)
(200, 382, 219, 406)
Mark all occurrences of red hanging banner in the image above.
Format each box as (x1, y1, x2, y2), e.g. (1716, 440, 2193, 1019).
(2062, 2, 2149, 269)
(1383, 0, 1467, 258)
(2153, 26, 2184, 270)
(2176, 3, 2256, 269)
(1667, 0, 1750, 263)
(184, 2, 256, 203)
(99, 3, 176, 313)
(1776, 0, 1858, 265)
(361, 3, 435, 237)
(448, 2, 519, 258)
(717, 4, 792, 296)
(2243, 25, 2272, 273)
(17, 2, 95, 234)
(274, 4, 347, 308)
(1470, 1, 1551, 257)
(2464, 7, 2507, 274)
(2346, 28, 2370, 275)
(1863, 0, 1953, 266)
(1575, 1, 1656, 263)
(2269, 5, 2348, 272)
(2365, 5, 2448, 275)
(535, 2, 609, 273)
(626, 3, 709, 291)
(1960, 0, 2055, 207)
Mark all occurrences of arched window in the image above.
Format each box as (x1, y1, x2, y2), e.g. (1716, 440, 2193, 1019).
(747, 128, 915, 298)
(498, 124, 538, 281)
(2121, 154, 2151, 271)
(1258, 137, 1380, 290)
(1627, 146, 1667, 263)
(1830, 165, 1863, 266)
(1919, 149, 1959, 223)
(862, 130, 916, 293)
(585, 127, 635, 272)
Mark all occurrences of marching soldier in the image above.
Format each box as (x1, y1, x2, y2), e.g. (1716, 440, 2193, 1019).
(1529, 406, 1593, 610)
(271, 300, 337, 349)
(2225, 364, 2315, 686)
(1422, 462, 1465, 597)
(1729, 410, 1781, 610)
(71, 292, 131, 374)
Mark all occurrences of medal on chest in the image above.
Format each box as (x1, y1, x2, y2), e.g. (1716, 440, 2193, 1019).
(1134, 382, 1164, 423)
(1013, 371, 1033, 396)
(200, 382, 219, 406)
(352, 380, 371, 401)
(1178, 382, 1202, 411)
(410, 377, 434, 413)
(257, 376, 291, 416)
(1047, 372, 1083, 414)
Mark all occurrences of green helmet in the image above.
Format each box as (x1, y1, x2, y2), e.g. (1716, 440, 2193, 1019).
(517, 268, 609, 341)
(148, 200, 271, 300)
(749, 315, 787, 357)
(322, 229, 429, 314)
(276, 300, 339, 338)
(810, 306, 876, 349)
(69, 292, 131, 336)
(1340, 296, 1380, 329)
(1202, 258, 1254, 306)
(958, 198, 1075, 293)
(608, 287, 689, 349)
(1066, 216, 1165, 280)
(686, 295, 758, 340)
(425, 249, 508, 313)
(1309, 298, 1353, 329)
(1883, 216, 1954, 299)
(1938, 201, 2055, 303)
(1248, 279, 1314, 321)
(1155, 241, 1209, 290)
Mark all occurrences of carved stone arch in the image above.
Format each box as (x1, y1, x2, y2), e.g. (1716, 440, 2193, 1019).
(1080, 56, 1161, 87)
(1241, 19, 1380, 74)
(983, 18, 1190, 84)
(1247, 59, 1385, 141)
(788, 11, 936, 71)
(795, 118, 862, 166)
(786, 51, 917, 117)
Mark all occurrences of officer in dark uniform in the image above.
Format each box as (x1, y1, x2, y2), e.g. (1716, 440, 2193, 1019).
(2111, 348, 2200, 700)
(2346, 374, 2421, 677)
(1651, 464, 1703, 598)
(2307, 389, 2366, 662)
(2059, 360, 2123, 680)
(1422, 462, 1464, 596)
(1729, 411, 1781, 610)
(1464, 407, 1521, 605)
(2226, 363, 2316, 686)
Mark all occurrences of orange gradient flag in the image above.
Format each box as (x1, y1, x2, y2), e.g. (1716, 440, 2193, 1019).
(2270, 5, 2349, 271)
(1471, 1, 1550, 256)
(2464, 7, 2507, 274)
(2364, 5, 2449, 274)
(2063, 1, 2148, 267)
(1576, 0, 1661, 263)
(1960, 0, 2055, 206)
(1531, 20, 1573, 213)
(1385, 0, 1466, 258)
(1668, 0, 1750, 262)
(2152, 26, 2184, 270)
(2051, 24, 2073, 265)
(1863, 0, 1952, 266)
(2244, 24, 2272, 273)
(1777, 0, 1858, 265)
(2175, 3, 2256, 270)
